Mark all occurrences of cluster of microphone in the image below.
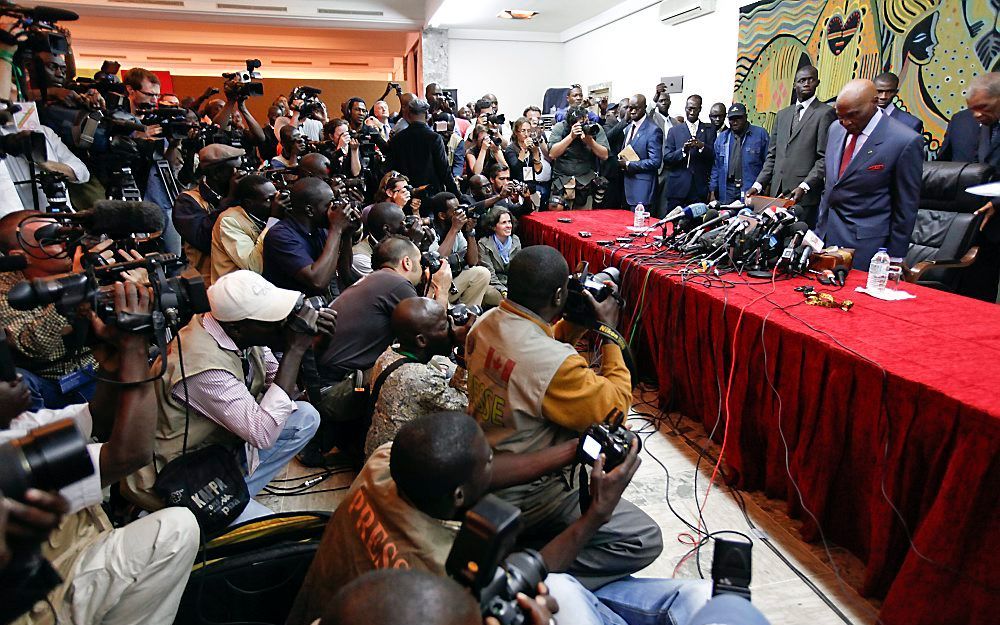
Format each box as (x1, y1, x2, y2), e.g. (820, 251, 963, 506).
(646, 201, 841, 280)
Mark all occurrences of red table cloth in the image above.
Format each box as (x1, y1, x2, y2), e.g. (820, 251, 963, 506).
(520, 210, 999, 625)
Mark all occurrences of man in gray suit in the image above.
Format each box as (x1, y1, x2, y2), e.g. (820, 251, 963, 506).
(874, 72, 924, 135)
(749, 65, 836, 226)
(816, 79, 923, 271)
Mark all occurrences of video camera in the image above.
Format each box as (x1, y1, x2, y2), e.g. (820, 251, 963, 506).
(446, 494, 549, 625)
(140, 106, 197, 141)
(222, 59, 263, 99)
(565, 107, 601, 137)
(0, 129, 47, 162)
(8, 253, 209, 334)
(564, 261, 620, 325)
(290, 85, 324, 119)
(0, 2, 78, 56)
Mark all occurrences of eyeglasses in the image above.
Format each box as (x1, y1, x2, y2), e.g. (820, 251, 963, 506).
(137, 89, 160, 98)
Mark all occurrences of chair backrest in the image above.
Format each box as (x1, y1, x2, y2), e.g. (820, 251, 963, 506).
(906, 210, 984, 287)
(920, 161, 996, 213)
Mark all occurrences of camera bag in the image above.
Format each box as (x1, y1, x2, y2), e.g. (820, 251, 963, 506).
(153, 443, 250, 537)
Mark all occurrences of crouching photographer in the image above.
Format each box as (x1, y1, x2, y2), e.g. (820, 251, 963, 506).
(0, 281, 201, 625)
(287, 411, 710, 625)
(466, 245, 662, 590)
(120, 270, 335, 527)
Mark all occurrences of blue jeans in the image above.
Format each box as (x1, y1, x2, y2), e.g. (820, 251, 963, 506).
(548, 574, 712, 625)
(18, 367, 97, 411)
(233, 401, 320, 525)
(144, 167, 182, 255)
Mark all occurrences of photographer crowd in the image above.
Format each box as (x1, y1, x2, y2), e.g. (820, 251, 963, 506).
(8, 3, 993, 623)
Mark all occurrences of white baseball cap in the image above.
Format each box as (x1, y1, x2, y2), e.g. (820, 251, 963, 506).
(208, 271, 301, 323)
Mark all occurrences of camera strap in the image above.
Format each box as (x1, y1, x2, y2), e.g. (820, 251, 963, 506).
(585, 320, 638, 388)
(365, 353, 420, 421)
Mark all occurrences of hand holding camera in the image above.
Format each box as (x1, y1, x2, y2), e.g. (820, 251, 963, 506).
(450, 208, 469, 233)
(586, 436, 640, 523)
(285, 295, 336, 339)
(483, 582, 559, 625)
(327, 201, 360, 233)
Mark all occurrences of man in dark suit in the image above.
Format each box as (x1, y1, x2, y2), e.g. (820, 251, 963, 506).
(749, 65, 837, 226)
(816, 79, 923, 270)
(940, 73, 1000, 301)
(874, 72, 924, 135)
(387, 97, 460, 197)
(709, 103, 769, 205)
(651, 92, 680, 216)
(616, 94, 663, 210)
(662, 95, 715, 213)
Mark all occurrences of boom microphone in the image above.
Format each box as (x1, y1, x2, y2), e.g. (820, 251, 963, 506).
(33, 201, 164, 240)
(30, 6, 80, 22)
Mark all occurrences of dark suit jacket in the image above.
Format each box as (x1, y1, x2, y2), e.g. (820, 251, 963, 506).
(620, 116, 664, 207)
(386, 121, 460, 196)
(663, 121, 715, 202)
(755, 100, 837, 221)
(709, 125, 770, 204)
(938, 109, 979, 162)
(816, 113, 923, 270)
(884, 106, 923, 135)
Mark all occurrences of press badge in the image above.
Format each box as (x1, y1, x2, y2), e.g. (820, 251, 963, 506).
(522, 166, 534, 181)
(59, 365, 95, 393)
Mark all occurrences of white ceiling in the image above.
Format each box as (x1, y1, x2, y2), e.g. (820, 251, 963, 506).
(43, 0, 636, 34)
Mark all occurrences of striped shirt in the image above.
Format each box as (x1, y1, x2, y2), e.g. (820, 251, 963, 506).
(170, 313, 295, 473)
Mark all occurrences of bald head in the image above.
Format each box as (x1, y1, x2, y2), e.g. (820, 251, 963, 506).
(298, 152, 331, 178)
(289, 177, 333, 217)
(366, 201, 406, 241)
(390, 296, 449, 355)
(968, 73, 1000, 126)
(321, 569, 479, 625)
(835, 79, 878, 135)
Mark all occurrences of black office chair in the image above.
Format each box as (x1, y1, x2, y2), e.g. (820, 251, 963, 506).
(904, 161, 995, 291)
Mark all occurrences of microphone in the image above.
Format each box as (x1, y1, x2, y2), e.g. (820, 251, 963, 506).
(33, 201, 164, 241)
(793, 244, 814, 274)
(31, 6, 81, 22)
(777, 222, 809, 270)
(653, 203, 709, 228)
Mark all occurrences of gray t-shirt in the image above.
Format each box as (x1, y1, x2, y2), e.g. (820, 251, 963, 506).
(548, 120, 611, 178)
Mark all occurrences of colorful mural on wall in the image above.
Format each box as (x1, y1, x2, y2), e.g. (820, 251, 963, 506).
(735, 0, 1000, 157)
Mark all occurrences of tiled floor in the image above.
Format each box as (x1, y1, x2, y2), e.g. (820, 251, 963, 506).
(257, 386, 880, 625)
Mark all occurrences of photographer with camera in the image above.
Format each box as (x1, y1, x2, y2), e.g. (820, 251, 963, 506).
(171, 143, 243, 282)
(210, 173, 283, 282)
(121, 270, 334, 522)
(555, 85, 602, 125)
(262, 177, 359, 299)
(547, 105, 611, 209)
(350, 201, 406, 277)
(0, 211, 97, 409)
(467, 245, 663, 589)
(430, 111, 466, 183)
(302, 235, 450, 465)
(364, 296, 472, 456)
(288, 411, 708, 625)
(212, 76, 266, 156)
(504, 116, 547, 194)
(429, 192, 491, 308)
(289, 87, 326, 142)
(271, 123, 306, 170)
(387, 97, 460, 198)
(465, 124, 508, 177)
(319, 118, 362, 178)
(485, 163, 534, 218)
(2, 281, 201, 625)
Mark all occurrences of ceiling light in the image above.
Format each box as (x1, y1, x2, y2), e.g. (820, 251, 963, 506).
(498, 10, 538, 20)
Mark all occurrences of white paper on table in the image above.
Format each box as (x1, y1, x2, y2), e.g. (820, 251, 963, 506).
(855, 286, 916, 301)
(965, 181, 1000, 197)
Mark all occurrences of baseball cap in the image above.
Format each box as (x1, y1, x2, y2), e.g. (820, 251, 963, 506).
(198, 144, 246, 169)
(687, 595, 771, 625)
(208, 271, 302, 323)
(727, 103, 748, 118)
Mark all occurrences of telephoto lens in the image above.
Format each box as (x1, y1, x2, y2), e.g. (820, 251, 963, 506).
(0, 419, 94, 500)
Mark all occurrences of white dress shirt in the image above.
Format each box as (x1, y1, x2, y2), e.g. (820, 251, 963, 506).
(0, 124, 91, 217)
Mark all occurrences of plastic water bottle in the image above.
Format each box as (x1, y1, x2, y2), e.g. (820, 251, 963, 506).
(867, 248, 891, 292)
(633, 203, 646, 229)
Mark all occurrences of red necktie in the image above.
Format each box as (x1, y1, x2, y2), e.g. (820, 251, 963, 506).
(839, 133, 858, 177)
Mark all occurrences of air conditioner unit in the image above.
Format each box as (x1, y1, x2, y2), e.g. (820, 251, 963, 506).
(659, 0, 716, 25)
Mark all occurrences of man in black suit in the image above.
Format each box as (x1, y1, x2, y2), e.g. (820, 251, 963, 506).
(940, 73, 1000, 301)
(387, 97, 460, 197)
(874, 72, 924, 135)
(662, 95, 715, 212)
(749, 65, 837, 226)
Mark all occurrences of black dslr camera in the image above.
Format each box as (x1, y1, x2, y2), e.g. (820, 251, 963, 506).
(421, 250, 443, 274)
(448, 303, 481, 327)
(487, 112, 506, 126)
(563, 261, 620, 325)
(222, 59, 263, 98)
(577, 408, 639, 471)
(0, 418, 94, 499)
(446, 495, 548, 625)
(286, 294, 328, 335)
(565, 107, 601, 137)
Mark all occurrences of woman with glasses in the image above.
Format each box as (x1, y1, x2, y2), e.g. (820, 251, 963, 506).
(465, 124, 508, 177)
(504, 116, 551, 206)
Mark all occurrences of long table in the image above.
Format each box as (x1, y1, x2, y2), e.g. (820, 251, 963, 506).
(520, 210, 999, 625)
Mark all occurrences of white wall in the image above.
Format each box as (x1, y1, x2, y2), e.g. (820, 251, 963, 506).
(562, 1, 741, 114)
(448, 37, 564, 117)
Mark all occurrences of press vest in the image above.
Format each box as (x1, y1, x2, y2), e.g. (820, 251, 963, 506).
(121, 315, 267, 510)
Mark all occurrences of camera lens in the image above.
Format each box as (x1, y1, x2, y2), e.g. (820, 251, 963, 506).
(0, 419, 94, 500)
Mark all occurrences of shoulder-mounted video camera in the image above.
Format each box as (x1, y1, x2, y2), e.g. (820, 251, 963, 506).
(290, 85, 323, 118)
(0, 2, 78, 56)
(222, 59, 263, 99)
(446, 494, 549, 625)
